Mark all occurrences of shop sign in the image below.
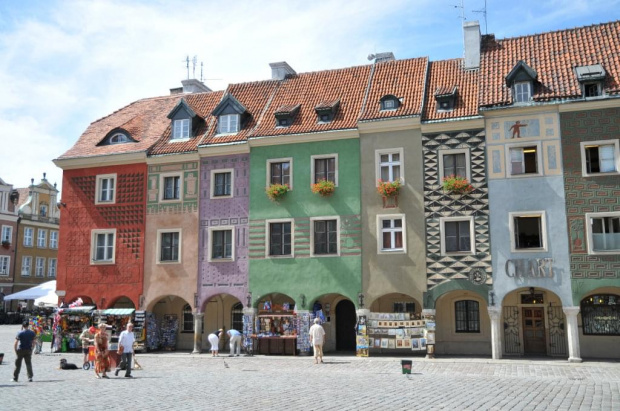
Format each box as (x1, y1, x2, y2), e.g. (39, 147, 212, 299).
(505, 258, 554, 278)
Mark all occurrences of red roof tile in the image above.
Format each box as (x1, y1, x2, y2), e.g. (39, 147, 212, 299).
(480, 21, 620, 107)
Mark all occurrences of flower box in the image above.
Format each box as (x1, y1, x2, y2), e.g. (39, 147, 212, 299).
(265, 184, 290, 202)
(442, 175, 473, 195)
(377, 179, 402, 198)
(311, 179, 335, 197)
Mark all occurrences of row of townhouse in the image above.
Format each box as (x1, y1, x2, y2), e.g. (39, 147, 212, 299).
(53, 20, 620, 360)
(0, 175, 60, 311)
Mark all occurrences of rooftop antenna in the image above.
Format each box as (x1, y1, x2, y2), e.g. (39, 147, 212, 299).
(184, 55, 190, 79)
(200, 62, 204, 82)
(192, 55, 198, 79)
(473, 0, 488, 34)
(451, 0, 466, 21)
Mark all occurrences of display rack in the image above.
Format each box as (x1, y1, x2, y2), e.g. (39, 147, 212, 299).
(145, 312, 159, 351)
(364, 312, 428, 354)
(253, 312, 297, 355)
(160, 314, 178, 350)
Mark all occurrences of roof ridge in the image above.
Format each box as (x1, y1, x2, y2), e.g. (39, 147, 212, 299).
(490, 19, 619, 43)
(358, 60, 377, 119)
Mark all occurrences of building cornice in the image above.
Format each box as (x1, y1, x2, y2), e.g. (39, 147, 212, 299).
(481, 105, 560, 118)
(357, 117, 421, 134)
(0, 215, 19, 222)
(147, 153, 200, 165)
(248, 129, 359, 147)
(558, 97, 620, 113)
(53, 152, 146, 170)
(421, 118, 485, 133)
(198, 142, 250, 157)
(20, 220, 60, 229)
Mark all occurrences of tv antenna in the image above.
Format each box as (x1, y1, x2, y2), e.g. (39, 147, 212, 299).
(473, 0, 488, 34)
(451, 0, 466, 21)
(192, 55, 198, 79)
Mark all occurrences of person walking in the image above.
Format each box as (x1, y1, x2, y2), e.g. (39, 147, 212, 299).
(12, 321, 36, 382)
(94, 323, 110, 379)
(115, 323, 135, 378)
(227, 329, 242, 356)
(309, 318, 325, 364)
(208, 329, 223, 356)
(79, 326, 95, 366)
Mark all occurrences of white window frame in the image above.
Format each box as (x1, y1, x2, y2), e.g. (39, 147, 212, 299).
(309, 216, 340, 257)
(377, 214, 407, 254)
(311, 154, 339, 186)
(23, 227, 34, 247)
(90, 229, 116, 265)
(39, 203, 48, 217)
(95, 173, 117, 205)
(218, 114, 240, 134)
(0, 255, 10, 276)
(585, 212, 620, 255)
(159, 172, 183, 202)
(48, 258, 57, 277)
(579, 140, 620, 177)
(207, 226, 235, 262)
(513, 81, 532, 103)
(375, 148, 404, 186)
(1, 225, 12, 243)
(266, 157, 293, 189)
(157, 228, 182, 264)
(509, 211, 548, 253)
(265, 218, 295, 258)
(21, 256, 32, 276)
(172, 118, 190, 140)
(440, 216, 475, 255)
(49, 230, 59, 249)
(438, 148, 471, 182)
(37, 229, 47, 248)
(506, 142, 543, 177)
(210, 168, 234, 199)
(35, 257, 45, 277)
(110, 133, 130, 144)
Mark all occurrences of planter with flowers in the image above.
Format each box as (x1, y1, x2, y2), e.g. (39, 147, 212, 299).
(377, 179, 402, 208)
(1, 240, 10, 249)
(311, 179, 335, 197)
(266, 183, 290, 202)
(442, 175, 473, 195)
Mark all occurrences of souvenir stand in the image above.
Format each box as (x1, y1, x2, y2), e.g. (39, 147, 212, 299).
(160, 314, 178, 350)
(252, 300, 297, 355)
(132, 310, 147, 353)
(362, 312, 429, 355)
(52, 304, 96, 353)
(145, 312, 160, 351)
(96, 308, 135, 351)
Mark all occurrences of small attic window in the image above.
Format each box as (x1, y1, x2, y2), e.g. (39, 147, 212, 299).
(218, 114, 239, 134)
(380, 95, 400, 111)
(575, 64, 606, 98)
(274, 104, 300, 128)
(278, 118, 289, 127)
(505, 61, 537, 105)
(173, 119, 190, 139)
(109, 133, 131, 144)
(514, 82, 532, 103)
(435, 86, 457, 111)
(315, 100, 340, 124)
(99, 129, 135, 146)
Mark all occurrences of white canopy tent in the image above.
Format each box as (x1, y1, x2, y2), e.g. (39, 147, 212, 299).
(4, 280, 58, 307)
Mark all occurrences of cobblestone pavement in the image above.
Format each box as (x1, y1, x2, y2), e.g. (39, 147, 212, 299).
(1, 325, 619, 411)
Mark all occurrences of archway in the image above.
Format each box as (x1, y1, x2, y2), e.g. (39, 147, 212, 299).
(148, 295, 193, 351)
(578, 288, 620, 359)
(201, 293, 245, 353)
(336, 299, 356, 351)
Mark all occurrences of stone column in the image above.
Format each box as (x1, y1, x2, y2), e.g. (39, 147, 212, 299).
(562, 306, 582, 363)
(488, 307, 503, 360)
(192, 313, 204, 354)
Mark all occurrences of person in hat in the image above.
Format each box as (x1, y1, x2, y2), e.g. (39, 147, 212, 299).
(79, 326, 96, 366)
(309, 317, 326, 364)
(208, 328, 223, 357)
(94, 323, 110, 379)
(12, 321, 36, 382)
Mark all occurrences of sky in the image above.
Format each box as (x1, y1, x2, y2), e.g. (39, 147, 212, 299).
(1, 0, 619, 195)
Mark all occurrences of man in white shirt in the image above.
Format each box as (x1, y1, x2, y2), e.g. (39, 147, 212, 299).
(115, 323, 135, 378)
(309, 318, 326, 364)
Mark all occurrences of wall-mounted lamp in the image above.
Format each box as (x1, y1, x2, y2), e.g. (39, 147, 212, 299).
(299, 294, 306, 309)
(358, 292, 365, 308)
(488, 291, 495, 306)
(246, 292, 252, 308)
(57, 202, 67, 208)
(194, 293, 199, 309)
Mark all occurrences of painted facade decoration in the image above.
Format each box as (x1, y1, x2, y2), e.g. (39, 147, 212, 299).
(0, 177, 19, 304)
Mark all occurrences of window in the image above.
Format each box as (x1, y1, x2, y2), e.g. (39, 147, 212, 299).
(393, 302, 415, 314)
(158, 230, 181, 263)
(109, 133, 131, 144)
(383, 99, 396, 109)
(584, 83, 601, 97)
(91, 229, 116, 264)
(380, 95, 400, 111)
(268, 220, 292, 257)
(278, 118, 289, 127)
(218, 114, 239, 134)
(35, 257, 45, 277)
(50, 231, 59, 249)
(267, 158, 292, 188)
(312, 218, 338, 256)
(173, 119, 190, 139)
(441, 217, 474, 254)
(376, 148, 403, 183)
(39, 204, 47, 217)
(508, 145, 540, 176)
(513, 81, 531, 103)
(95, 174, 116, 204)
(586, 212, 620, 254)
(581, 294, 619, 336)
(182, 304, 194, 332)
(22, 256, 32, 276)
(231, 302, 244, 332)
(312, 155, 337, 185)
(580, 140, 619, 176)
(510, 212, 547, 252)
(161, 175, 181, 201)
(208, 227, 234, 261)
(24, 227, 33, 247)
(378, 215, 405, 253)
(0, 256, 9, 276)
(48, 258, 57, 277)
(455, 300, 480, 333)
(211, 169, 233, 198)
(439, 149, 470, 182)
(1, 225, 12, 243)
(37, 229, 47, 248)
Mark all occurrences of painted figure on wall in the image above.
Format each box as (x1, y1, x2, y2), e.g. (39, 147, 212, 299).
(509, 120, 528, 138)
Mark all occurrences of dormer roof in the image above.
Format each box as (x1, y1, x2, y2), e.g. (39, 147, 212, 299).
(575, 64, 606, 82)
(315, 99, 340, 113)
(505, 60, 538, 87)
(211, 93, 248, 117)
(167, 98, 197, 119)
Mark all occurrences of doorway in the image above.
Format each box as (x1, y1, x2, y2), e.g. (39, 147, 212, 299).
(522, 307, 546, 354)
(335, 300, 356, 351)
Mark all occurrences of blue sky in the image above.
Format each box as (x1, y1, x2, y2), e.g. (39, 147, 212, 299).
(1, 0, 619, 193)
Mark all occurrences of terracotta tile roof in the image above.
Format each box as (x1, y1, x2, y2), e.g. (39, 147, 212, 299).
(274, 104, 300, 115)
(480, 20, 620, 108)
(250, 65, 371, 137)
(422, 58, 480, 121)
(359, 57, 428, 121)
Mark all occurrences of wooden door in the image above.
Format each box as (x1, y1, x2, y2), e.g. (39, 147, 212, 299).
(522, 307, 546, 354)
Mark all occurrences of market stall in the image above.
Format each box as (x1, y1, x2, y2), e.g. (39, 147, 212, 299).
(96, 308, 135, 351)
(252, 299, 297, 355)
(358, 312, 431, 356)
(52, 306, 96, 353)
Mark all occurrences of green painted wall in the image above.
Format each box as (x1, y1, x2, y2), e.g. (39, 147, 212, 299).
(249, 138, 362, 307)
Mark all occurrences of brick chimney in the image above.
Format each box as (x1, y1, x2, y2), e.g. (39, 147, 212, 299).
(369, 52, 395, 63)
(270, 61, 296, 80)
(463, 20, 481, 70)
(170, 79, 212, 95)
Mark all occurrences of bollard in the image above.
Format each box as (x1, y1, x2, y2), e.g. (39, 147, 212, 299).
(401, 359, 412, 374)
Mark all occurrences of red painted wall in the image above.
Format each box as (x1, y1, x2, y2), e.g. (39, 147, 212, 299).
(57, 164, 146, 308)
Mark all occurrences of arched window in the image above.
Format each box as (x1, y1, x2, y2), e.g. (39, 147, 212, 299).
(581, 294, 619, 336)
(455, 300, 480, 333)
(109, 133, 130, 144)
(182, 304, 194, 332)
(231, 302, 243, 332)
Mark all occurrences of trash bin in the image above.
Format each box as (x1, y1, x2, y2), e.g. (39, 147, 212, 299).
(0, 353, 4, 365)
(401, 359, 412, 374)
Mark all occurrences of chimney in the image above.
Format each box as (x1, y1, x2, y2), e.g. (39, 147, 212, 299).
(269, 61, 296, 80)
(369, 52, 395, 63)
(463, 20, 481, 70)
(181, 79, 212, 93)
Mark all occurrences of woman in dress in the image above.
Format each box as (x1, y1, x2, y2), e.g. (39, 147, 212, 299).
(207, 329, 223, 357)
(94, 323, 110, 379)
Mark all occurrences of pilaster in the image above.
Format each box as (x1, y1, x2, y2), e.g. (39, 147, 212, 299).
(562, 306, 582, 363)
(192, 313, 204, 354)
(488, 307, 503, 360)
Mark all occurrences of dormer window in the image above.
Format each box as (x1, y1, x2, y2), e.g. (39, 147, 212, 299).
(274, 104, 300, 128)
(505, 60, 537, 105)
(380, 95, 400, 111)
(513, 82, 532, 103)
(315, 100, 340, 124)
(109, 133, 130, 144)
(212, 93, 248, 135)
(278, 118, 289, 127)
(167, 98, 199, 141)
(584, 83, 601, 97)
(218, 114, 240, 134)
(98, 129, 135, 146)
(173, 119, 190, 139)
(575, 64, 606, 98)
(434, 86, 457, 111)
